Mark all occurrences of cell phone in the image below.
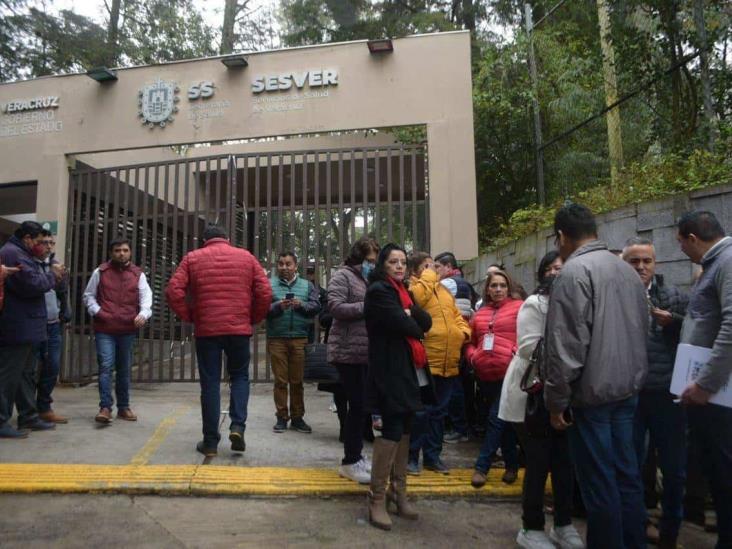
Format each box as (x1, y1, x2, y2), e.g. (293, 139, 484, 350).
(285, 292, 295, 300)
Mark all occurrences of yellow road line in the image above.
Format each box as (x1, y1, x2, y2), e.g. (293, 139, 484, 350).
(0, 464, 529, 497)
(129, 405, 191, 466)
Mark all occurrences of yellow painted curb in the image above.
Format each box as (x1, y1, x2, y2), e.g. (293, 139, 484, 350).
(0, 464, 524, 498)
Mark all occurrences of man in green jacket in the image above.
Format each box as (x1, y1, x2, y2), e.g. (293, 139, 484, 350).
(267, 251, 320, 434)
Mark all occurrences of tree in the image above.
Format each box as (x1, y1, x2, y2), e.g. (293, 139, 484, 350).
(220, 0, 276, 54)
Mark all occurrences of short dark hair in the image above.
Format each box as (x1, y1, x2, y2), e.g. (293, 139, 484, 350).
(344, 237, 380, 266)
(202, 224, 228, 242)
(278, 251, 298, 263)
(678, 211, 725, 242)
(554, 203, 597, 241)
(40, 229, 52, 238)
(14, 221, 44, 240)
(109, 237, 131, 252)
(434, 251, 458, 269)
(407, 251, 431, 277)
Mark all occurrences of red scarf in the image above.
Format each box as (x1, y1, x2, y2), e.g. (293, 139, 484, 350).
(387, 276, 428, 369)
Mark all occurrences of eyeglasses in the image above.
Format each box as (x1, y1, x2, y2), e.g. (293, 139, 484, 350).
(39, 240, 54, 246)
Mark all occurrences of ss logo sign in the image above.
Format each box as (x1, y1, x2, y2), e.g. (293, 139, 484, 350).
(188, 81, 215, 100)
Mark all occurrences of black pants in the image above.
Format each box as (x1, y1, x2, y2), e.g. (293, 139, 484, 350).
(335, 363, 368, 465)
(0, 343, 36, 427)
(515, 423, 574, 531)
(381, 413, 413, 442)
(688, 404, 732, 547)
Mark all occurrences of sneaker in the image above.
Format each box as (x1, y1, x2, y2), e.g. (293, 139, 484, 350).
(196, 441, 217, 457)
(18, 417, 56, 431)
(549, 525, 585, 549)
(517, 529, 556, 549)
(339, 458, 371, 484)
(424, 459, 450, 475)
(273, 418, 288, 433)
(502, 468, 518, 484)
(407, 460, 421, 476)
(361, 454, 372, 474)
(95, 407, 113, 424)
(229, 427, 246, 452)
(471, 469, 487, 488)
(290, 418, 312, 434)
(443, 431, 469, 444)
(117, 408, 138, 421)
(0, 424, 29, 439)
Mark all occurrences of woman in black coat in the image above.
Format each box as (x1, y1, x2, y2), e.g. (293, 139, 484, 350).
(364, 243, 433, 531)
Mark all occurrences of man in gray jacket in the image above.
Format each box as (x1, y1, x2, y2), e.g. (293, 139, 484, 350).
(544, 204, 649, 549)
(676, 210, 732, 548)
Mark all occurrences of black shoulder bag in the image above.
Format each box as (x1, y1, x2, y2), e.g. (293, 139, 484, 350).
(520, 337, 551, 437)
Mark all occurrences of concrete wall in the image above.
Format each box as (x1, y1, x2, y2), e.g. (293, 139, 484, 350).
(0, 31, 478, 261)
(463, 183, 732, 294)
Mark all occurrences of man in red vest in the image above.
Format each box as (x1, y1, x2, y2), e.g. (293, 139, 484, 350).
(83, 238, 152, 424)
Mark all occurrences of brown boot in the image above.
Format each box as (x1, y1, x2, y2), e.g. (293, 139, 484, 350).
(387, 435, 419, 520)
(368, 437, 398, 531)
(117, 408, 138, 421)
(39, 410, 69, 424)
(471, 469, 487, 488)
(95, 407, 113, 423)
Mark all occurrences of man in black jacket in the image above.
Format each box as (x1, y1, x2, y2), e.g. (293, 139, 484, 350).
(623, 236, 688, 548)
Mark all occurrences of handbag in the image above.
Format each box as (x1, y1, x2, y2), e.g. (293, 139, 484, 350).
(520, 337, 551, 437)
(303, 343, 340, 383)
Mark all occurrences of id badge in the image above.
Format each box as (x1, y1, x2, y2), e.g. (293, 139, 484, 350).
(483, 334, 495, 351)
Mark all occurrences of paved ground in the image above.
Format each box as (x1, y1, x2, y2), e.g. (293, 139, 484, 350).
(0, 383, 479, 468)
(0, 382, 718, 548)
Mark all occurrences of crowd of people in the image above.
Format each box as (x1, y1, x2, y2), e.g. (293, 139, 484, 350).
(0, 204, 730, 548)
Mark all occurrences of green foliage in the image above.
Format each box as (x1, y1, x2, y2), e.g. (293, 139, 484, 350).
(483, 145, 732, 252)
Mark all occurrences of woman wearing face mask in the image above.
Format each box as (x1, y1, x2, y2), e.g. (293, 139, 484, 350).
(327, 237, 380, 484)
(498, 252, 583, 549)
(467, 269, 523, 488)
(364, 243, 433, 531)
(406, 251, 471, 475)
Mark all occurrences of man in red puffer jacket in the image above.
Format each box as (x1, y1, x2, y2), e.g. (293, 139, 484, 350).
(166, 224, 272, 457)
(465, 270, 523, 488)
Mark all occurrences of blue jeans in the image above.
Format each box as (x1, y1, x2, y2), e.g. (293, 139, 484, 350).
(410, 375, 458, 465)
(688, 403, 732, 549)
(34, 322, 63, 413)
(447, 374, 468, 436)
(570, 396, 646, 549)
(633, 391, 686, 541)
(195, 335, 251, 448)
(474, 380, 518, 473)
(95, 332, 135, 410)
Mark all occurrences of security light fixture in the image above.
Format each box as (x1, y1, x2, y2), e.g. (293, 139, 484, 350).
(86, 67, 118, 82)
(367, 39, 394, 54)
(221, 55, 249, 68)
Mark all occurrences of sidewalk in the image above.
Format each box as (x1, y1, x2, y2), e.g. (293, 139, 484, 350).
(0, 383, 519, 498)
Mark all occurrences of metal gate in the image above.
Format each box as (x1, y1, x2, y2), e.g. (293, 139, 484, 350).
(63, 145, 429, 383)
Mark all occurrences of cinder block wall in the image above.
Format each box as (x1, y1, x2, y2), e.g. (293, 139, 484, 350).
(463, 183, 732, 295)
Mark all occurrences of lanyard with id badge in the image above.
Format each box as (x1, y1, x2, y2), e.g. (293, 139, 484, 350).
(482, 308, 499, 352)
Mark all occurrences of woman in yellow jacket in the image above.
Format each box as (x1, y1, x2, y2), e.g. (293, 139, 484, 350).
(407, 252, 471, 474)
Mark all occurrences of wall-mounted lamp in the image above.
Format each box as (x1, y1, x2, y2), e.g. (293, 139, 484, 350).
(367, 39, 394, 54)
(86, 67, 118, 82)
(221, 55, 249, 68)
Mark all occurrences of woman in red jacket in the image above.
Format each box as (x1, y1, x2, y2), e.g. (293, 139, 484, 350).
(467, 270, 523, 489)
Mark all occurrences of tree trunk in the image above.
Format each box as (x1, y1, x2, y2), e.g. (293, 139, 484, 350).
(692, 0, 718, 149)
(220, 0, 237, 55)
(106, 0, 122, 65)
(596, 0, 624, 186)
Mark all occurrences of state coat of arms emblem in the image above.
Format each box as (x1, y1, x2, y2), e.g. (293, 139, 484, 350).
(138, 79, 180, 128)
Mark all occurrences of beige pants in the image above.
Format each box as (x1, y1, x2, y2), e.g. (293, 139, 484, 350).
(268, 337, 307, 420)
